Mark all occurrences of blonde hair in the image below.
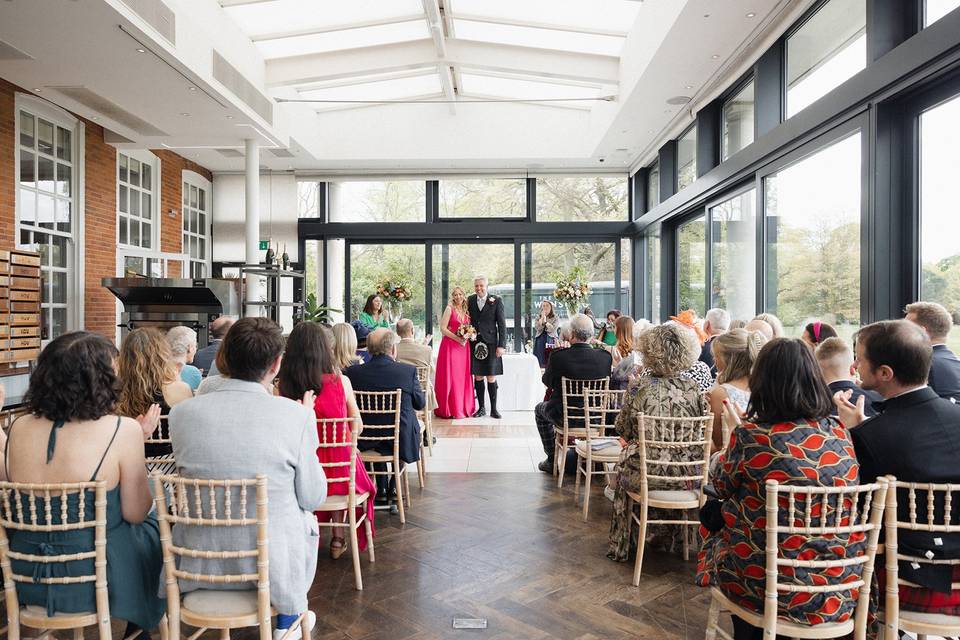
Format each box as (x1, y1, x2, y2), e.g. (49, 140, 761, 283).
(753, 312, 785, 338)
(331, 322, 361, 371)
(637, 323, 699, 377)
(449, 286, 468, 318)
(714, 329, 767, 385)
(117, 327, 178, 417)
(815, 336, 854, 375)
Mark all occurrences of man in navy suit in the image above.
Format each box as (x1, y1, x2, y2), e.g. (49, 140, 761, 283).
(905, 301, 960, 401)
(345, 328, 425, 500)
(467, 275, 507, 419)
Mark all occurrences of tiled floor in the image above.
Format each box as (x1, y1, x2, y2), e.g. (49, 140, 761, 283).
(423, 411, 546, 473)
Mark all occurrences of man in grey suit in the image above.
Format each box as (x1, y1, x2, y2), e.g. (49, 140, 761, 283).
(169, 317, 326, 640)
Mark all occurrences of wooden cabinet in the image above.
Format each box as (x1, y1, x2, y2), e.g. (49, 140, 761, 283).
(0, 250, 41, 363)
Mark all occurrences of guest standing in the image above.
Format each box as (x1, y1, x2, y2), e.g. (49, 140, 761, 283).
(607, 323, 708, 561)
(533, 300, 560, 367)
(434, 287, 475, 419)
(697, 339, 863, 640)
(905, 301, 960, 400)
(358, 294, 390, 330)
(332, 322, 363, 371)
(4, 332, 165, 636)
(169, 317, 326, 640)
(194, 316, 234, 376)
(705, 329, 766, 449)
(277, 322, 376, 560)
(167, 325, 202, 391)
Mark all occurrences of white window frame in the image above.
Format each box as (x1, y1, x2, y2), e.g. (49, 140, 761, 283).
(182, 170, 212, 278)
(116, 149, 161, 251)
(14, 92, 85, 342)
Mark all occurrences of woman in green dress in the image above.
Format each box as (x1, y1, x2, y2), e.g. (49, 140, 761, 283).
(358, 294, 390, 329)
(597, 309, 621, 346)
(2, 332, 166, 637)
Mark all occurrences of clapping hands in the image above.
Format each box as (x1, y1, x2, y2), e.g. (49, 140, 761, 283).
(833, 389, 867, 428)
(299, 390, 316, 408)
(136, 403, 162, 441)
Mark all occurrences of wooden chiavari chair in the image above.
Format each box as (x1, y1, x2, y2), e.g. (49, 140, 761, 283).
(555, 377, 610, 488)
(415, 365, 434, 458)
(354, 390, 409, 524)
(145, 415, 175, 477)
(576, 389, 625, 520)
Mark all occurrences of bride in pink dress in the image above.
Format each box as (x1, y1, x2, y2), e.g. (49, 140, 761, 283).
(434, 286, 476, 419)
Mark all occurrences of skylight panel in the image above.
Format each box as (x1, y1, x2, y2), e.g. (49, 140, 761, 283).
(223, 0, 424, 39)
(302, 73, 443, 110)
(450, 0, 640, 34)
(459, 72, 603, 109)
(254, 20, 429, 59)
(452, 19, 625, 56)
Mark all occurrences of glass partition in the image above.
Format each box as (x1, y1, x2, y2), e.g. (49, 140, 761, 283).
(677, 126, 697, 190)
(721, 80, 755, 161)
(535, 176, 628, 221)
(677, 215, 706, 315)
(329, 179, 425, 222)
(438, 177, 526, 218)
(710, 189, 757, 322)
(349, 243, 425, 329)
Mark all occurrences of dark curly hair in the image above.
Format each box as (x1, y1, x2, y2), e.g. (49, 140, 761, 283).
(24, 331, 119, 422)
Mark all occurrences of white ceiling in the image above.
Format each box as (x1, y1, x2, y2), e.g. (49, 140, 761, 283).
(0, 0, 812, 173)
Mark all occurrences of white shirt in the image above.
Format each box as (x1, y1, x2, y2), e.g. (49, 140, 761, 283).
(477, 295, 485, 312)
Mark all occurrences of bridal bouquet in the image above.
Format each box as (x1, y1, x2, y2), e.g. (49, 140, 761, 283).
(456, 324, 478, 341)
(553, 266, 590, 318)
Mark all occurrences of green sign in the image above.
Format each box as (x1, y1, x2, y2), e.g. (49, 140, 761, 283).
(259, 240, 269, 250)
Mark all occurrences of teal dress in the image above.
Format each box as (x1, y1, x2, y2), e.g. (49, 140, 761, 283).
(358, 311, 390, 329)
(5, 418, 165, 629)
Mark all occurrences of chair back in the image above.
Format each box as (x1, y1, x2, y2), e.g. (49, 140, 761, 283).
(145, 415, 175, 476)
(415, 366, 432, 412)
(583, 389, 626, 444)
(354, 390, 402, 457)
(152, 474, 271, 640)
(762, 478, 888, 637)
(0, 480, 110, 635)
(315, 418, 361, 505)
(636, 413, 713, 502)
(561, 377, 609, 432)
(883, 476, 960, 637)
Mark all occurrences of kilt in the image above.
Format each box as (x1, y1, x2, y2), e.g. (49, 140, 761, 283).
(470, 339, 503, 376)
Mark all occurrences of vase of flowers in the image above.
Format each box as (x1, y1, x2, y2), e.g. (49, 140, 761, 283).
(553, 266, 590, 318)
(376, 280, 413, 319)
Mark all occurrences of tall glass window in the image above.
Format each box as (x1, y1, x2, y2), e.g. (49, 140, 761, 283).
(677, 126, 697, 190)
(297, 181, 321, 218)
(677, 215, 706, 315)
(925, 0, 960, 26)
(535, 176, 628, 221)
(721, 81, 755, 161)
(710, 189, 756, 322)
(329, 180, 426, 223)
(349, 243, 425, 329)
(182, 176, 211, 278)
(920, 93, 960, 351)
(432, 243, 515, 340)
(117, 152, 158, 249)
(647, 229, 661, 322)
(646, 161, 660, 211)
(786, 0, 866, 118)
(764, 132, 861, 338)
(438, 178, 526, 218)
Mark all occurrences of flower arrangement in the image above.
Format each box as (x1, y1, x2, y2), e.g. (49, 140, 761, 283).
(456, 324, 478, 342)
(376, 280, 413, 316)
(552, 266, 590, 318)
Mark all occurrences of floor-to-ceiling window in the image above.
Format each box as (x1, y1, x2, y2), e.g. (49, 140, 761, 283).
(183, 172, 211, 278)
(925, 0, 960, 26)
(432, 242, 515, 339)
(349, 243, 425, 330)
(646, 161, 660, 211)
(677, 215, 706, 315)
(710, 189, 757, 322)
(677, 126, 698, 191)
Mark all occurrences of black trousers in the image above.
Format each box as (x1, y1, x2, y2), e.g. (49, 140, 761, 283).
(535, 401, 560, 457)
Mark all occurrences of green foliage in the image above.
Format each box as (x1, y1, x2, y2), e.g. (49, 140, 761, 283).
(303, 293, 341, 323)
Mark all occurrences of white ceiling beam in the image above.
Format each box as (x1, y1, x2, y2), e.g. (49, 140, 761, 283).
(219, 0, 277, 7)
(452, 14, 628, 38)
(266, 39, 620, 87)
(438, 64, 456, 115)
(422, 0, 455, 114)
(251, 15, 426, 43)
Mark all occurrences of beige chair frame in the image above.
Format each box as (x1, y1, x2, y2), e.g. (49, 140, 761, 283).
(554, 377, 610, 488)
(354, 390, 410, 524)
(154, 474, 308, 640)
(705, 478, 888, 640)
(144, 415, 175, 478)
(575, 389, 625, 521)
(0, 480, 116, 640)
(626, 413, 713, 584)
(314, 418, 375, 591)
(882, 475, 960, 640)
(415, 365, 435, 458)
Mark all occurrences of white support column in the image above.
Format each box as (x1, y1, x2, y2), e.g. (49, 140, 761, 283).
(244, 138, 261, 317)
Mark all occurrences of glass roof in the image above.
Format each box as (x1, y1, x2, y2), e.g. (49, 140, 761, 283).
(222, 0, 424, 39)
(452, 19, 626, 56)
(448, 0, 640, 34)
(300, 73, 443, 110)
(254, 20, 428, 59)
(459, 72, 602, 109)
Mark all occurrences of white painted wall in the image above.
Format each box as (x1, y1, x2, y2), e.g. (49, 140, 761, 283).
(212, 172, 299, 263)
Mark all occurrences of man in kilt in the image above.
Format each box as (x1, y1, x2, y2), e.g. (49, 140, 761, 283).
(466, 275, 507, 419)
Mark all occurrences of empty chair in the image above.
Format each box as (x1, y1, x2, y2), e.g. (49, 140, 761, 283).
(576, 388, 625, 520)
(555, 377, 610, 488)
(354, 390, 409, 523)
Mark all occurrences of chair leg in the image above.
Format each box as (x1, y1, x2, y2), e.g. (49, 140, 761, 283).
(582, 461, 592, 521)
(683, 517, 690, 562)
(157, 615, 169, 640)
(417, 455, 426, 489)
(557, 444, 568, 489)
(394, 462, 406, 524)
(425, 412, 435, 457)
(348, 508, 362, 591)
(73, 628, 84, 640)
(705, 594, 721, 640)
(632, 502, 648, 586)
(574, 455, 582, 501)
(552, 438, 560, 477)
(364, 514, 375, 562)
(404, 463, 412, 507)
(219, 628, 230, 640)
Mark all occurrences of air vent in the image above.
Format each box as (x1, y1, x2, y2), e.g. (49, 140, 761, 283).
(267, 148, 295, 158)
(119, 0, 176, 45)
(0, 39, 33, 61)
(212, 51, 274, 126)
(216, 148, 244, 158)
(48, 87, 168, 136)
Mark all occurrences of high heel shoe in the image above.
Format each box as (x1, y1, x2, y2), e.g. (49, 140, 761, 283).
(330, 536, 347, 560)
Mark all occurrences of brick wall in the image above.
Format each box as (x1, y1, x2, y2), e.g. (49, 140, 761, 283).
(0, 76, 213, 339)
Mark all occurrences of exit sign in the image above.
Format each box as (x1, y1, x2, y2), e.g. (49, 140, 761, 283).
(259, 240, 269, 250)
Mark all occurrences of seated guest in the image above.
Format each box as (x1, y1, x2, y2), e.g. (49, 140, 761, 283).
(358, 294, 390, 329)
(800, 320, 838, 350)
(610, 315, 635, 365)
(597, 309, 621, 346)
(705, 328, 767, 449)
(700, 307, 731, 375)
(533, 300, 560, 367)
(697, 339, 862, 640)
(610, 316, 641, 391)
(344, 329, 425, 499)
(753, 312, 785, 338)
(728, 319, 747, 330)
(667, 311, 714, 392)
(167, 326, 202, 391)
(332, 322, 363, 371)
(350, 321, 374, 363)
(744, 317, 774, 340)
(607, 323, 708, 562)
(535, 314, 612, 473)
(277, 322, 376, 560)
(194, 315, 234, 377)
(815, 337, 880, 419)
(169, 318, 326, 640)
(835, 319, 960, 618)
(4, 332, 164, 637)
(905, 301, 960, 400)
(395, 318, 432, 372)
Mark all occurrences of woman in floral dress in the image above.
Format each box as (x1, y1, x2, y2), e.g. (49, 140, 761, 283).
(607, 323, 709, 561)
(696, 339, 866, 640)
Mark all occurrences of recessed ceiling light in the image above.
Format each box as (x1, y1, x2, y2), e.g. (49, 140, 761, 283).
(685, 85, 693, 90)
(188, 86, 197, 91)
(180, 112, 190, 117)
(746, 12, 756, 18)
(621, 129, 628, 134)
(91, 116, 98, 121)
(226, 115, 234, 119)
(136, 48, 146, 53)
(32, 88, 41, 93)
(703, 13, 710, 18)
(711, 54, 720, 59)
(667, 95, 692, 105)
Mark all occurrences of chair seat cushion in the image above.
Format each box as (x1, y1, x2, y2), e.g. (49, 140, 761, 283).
(627, 489, 700, 504)
(898, 609, 960, 627)
(316, 492, 370, 511)
(712, 588, 854, 636)
(574, 440, 622, 460)
(183, 589, 259, 616)
(22, 605, 95, 619)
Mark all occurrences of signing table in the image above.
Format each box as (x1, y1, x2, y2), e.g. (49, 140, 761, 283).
(431, 350, 545, 411)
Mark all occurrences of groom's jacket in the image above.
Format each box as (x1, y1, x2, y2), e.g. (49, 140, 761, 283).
(467, 294, 507, 349)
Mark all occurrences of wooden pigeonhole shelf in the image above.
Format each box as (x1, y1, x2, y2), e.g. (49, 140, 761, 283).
(0, 250, 41, 363)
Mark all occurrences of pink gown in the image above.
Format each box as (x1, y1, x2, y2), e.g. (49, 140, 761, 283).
(313, 373, 376, 550)
(434, 308, 476, 419)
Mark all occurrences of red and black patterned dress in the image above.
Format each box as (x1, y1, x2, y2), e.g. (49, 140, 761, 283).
(696, 417, 867, 626)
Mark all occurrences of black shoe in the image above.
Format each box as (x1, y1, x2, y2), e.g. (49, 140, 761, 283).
(538, 459, 553, 474)
(490, 408, 502, 419)
(422, 435, 437, 447)
(472, 407, 486, 418)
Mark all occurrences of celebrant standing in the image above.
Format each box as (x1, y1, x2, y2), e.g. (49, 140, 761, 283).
(467, 275, 507, 419)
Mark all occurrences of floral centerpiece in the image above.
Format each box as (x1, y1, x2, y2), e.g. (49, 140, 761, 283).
(456, 324, 477, 342)
(376, 280, 413, 317)
(552, 266, 590, 318)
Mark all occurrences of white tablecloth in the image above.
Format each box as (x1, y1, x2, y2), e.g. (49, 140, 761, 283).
(431, 351, 545, 411)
